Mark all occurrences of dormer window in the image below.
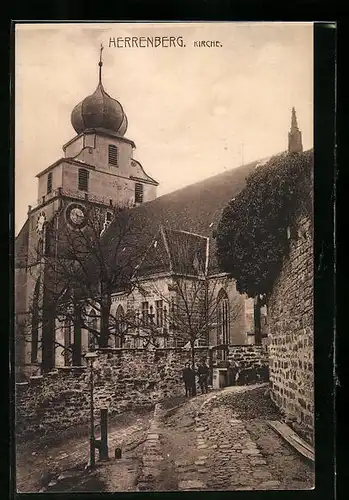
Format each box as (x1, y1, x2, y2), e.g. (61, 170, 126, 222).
(47, 172, 52, 194)
(108, 145, 118, 166)
(106, 211, 113, 222)
(135, 183, 144, 204)
(78, 168, 89, 192)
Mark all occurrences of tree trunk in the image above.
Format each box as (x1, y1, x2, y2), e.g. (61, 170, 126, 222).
(41, 302, 55, 373)
(254, 295, 262, 345)
(72, 304, 82, 365)
(100, 299, 111, 348)
(208, 348, 214, 386)
(190, 340, 197, 396)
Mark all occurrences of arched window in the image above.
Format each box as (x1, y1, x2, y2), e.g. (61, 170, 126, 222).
(217, 289, 229, 346)
(115, 305, 125, 348)
(31, 279, 40, 363)
(88, 309, 97, 351)
(63, 318, 72, 366)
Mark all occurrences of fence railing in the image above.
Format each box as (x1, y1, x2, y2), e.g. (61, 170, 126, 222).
(28, 188, 118, 212)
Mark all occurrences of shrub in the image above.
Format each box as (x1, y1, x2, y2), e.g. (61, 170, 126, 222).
(216, 150, 313, 297)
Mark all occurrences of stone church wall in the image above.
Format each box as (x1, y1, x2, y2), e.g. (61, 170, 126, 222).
(267, 216, 314, 444)
(15, 345, 267, 443)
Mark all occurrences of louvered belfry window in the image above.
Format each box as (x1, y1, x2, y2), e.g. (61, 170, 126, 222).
(47, 172, 52, 194)
(78, 168, 89, 192)
(135, 183, 144, 203)
(108, 145, 118, 166)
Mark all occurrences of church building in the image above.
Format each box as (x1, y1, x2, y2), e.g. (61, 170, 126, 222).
(15, 54, 303, 376)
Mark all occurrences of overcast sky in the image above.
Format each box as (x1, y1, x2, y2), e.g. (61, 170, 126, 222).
(15, 22, 313, 235)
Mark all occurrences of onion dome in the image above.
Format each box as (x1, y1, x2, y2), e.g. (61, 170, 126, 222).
(71, 45, 128, 136)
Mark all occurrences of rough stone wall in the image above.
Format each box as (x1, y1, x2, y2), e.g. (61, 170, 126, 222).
(227, 345, 268, 369)
(267, 216, 314, 444)
(15, 345, 268, 442)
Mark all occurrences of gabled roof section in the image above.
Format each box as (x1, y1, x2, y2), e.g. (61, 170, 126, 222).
(134, 228, 172, 278)
(162, 228, 208, 276)
(134, 227, 209, 279)
(15, 219, 29, 268)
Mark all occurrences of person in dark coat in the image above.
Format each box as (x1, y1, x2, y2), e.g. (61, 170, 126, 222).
(197, 360, 209, 394)
(182, 363, 195, 396)
(227, 360, 239, 386)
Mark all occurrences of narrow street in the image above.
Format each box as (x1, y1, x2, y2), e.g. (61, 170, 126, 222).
(160, 384, 314, 491)
(16, 385, 314, 492)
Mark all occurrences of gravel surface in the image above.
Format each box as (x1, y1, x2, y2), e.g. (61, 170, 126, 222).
(204, 384, 282, 420)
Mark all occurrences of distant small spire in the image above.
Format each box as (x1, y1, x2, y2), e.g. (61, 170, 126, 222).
(288, 107, 303, 153)
(291, 107, 299, 131)
(98, 43, 104, 85)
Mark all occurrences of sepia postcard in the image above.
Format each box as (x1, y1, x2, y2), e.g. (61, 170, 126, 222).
(13, 21, 323, 494)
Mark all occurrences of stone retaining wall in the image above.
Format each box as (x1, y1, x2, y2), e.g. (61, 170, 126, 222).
(15, 346, 268, 442)
(226, 345, 268, 369)
(268, 216, 314, 444)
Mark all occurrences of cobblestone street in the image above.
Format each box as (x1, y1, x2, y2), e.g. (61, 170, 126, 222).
(16, 385, 314, 492)
(159, 384, 314, 491)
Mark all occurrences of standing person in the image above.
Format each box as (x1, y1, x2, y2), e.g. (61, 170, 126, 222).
(189, 364, 196, 396)
(182, 362, 195, 397)
(197, 359, 209, 394)
(231, 359, 240, 385)
(226, 362, 234, 386)
(227, 360, 239, 386)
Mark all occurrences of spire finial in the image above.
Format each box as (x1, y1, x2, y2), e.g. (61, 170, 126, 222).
(98, 43, 104, 85)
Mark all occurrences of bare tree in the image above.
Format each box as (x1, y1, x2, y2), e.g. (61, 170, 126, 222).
(23, 203, 147, 371)
(145, 274, 242, 365)
(129, 228, 244, 393)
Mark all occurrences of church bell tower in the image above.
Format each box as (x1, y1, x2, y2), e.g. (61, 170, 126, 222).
(20, 46, 159, 374)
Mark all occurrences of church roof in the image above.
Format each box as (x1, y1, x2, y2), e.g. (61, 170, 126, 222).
(101, 158, 265, 276)
(15, 218, 29, 268)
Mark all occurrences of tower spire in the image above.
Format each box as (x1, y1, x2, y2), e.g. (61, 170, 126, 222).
(98, 43, 104, 85)
(288, 106, 303, 153)
(291, 106, 300, 132)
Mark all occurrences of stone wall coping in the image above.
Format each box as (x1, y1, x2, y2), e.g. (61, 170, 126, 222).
(94, 345, 266, 354)
(95, 347, 210, 353)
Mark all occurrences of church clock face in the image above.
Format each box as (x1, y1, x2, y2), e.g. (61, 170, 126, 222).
(66, 203, 87, 229)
